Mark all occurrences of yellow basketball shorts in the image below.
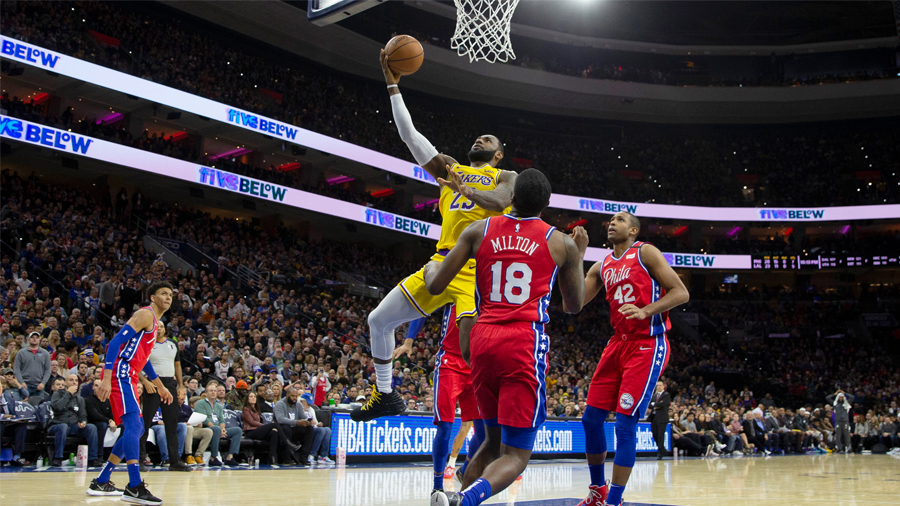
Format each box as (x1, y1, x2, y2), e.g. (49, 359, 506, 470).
(398, 253, 477, 322)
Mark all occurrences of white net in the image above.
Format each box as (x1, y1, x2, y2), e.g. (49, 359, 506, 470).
(451, 0, 521, 63)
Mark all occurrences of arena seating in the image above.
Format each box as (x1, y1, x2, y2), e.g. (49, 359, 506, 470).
(2, 170, 898, 464)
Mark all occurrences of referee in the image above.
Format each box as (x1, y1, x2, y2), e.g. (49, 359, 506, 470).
(139, 325, 191, 471)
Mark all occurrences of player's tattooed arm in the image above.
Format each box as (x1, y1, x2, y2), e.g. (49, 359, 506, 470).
(438, 169, 517, 213)
(424, 221, 484, 295)
(619, 244, 690, 320)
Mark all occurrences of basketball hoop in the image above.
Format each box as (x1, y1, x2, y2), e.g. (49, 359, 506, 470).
(451, 0, 521, 63)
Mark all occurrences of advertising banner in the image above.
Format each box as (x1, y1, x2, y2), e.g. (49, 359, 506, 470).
(328, 412, 670, 457)
(4, 35, 899, 223)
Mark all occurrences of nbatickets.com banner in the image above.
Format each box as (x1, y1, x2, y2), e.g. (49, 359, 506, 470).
(328, 413, 671, 456)
(4, 35, 899, 224)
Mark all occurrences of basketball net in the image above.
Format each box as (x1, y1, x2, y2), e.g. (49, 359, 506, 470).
(452, 0, 520, 63)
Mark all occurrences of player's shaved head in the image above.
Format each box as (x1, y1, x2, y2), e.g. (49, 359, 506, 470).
(512, 169, 551, 217)
(621, 212, 641, 233)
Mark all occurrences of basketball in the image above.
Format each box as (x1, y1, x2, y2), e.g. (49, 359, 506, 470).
(385, 35, 424, 76)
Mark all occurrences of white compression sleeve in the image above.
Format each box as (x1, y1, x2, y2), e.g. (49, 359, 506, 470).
(390, 94, 439, 166)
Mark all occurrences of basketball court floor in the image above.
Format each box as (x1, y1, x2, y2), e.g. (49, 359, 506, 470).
(1, 454, 897, 505)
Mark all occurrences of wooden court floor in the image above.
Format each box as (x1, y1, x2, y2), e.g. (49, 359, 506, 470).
(1, 454, 897, 506)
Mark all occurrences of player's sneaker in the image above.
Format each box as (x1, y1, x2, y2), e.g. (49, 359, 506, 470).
(349, 387, 406, 422)
(443, 465, 456, 479)
(121, 481, 162, 505)
(430, 490, 464, 506)
(455, 467, 464, 483)
(86, 478, 124, 496)
(575, 483, 609, 506)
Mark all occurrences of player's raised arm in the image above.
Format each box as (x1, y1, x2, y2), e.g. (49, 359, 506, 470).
(381, 49, 450, 181)
(438, 168, 517, 213)
(551, 226, 588, 314)
(424, 221, 484, 295)
(619, 244, 690, 320)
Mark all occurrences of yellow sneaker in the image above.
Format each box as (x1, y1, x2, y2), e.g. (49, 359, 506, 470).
(185, 456, 197, 466)
(193, 455, 204, 465)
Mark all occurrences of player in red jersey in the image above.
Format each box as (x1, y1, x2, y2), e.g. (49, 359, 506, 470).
(575, 212, 689, 506)
(424, 169, 588, 506)
(399, 305, 484, 498)
(89, 282, 174, 506)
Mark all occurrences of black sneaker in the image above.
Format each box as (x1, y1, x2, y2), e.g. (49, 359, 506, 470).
(430, 490, 463, 506)
(350, 387, 407, 422)
(207, 457, 223, 467)
(168, 461, 192, 472)
(122, 481, 162, 505)
(86, 478, 124, 496)
(49, 458, 63, 467)
(223, 458, 240, 467)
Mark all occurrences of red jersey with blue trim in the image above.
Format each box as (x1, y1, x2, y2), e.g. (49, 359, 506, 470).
(474, 215, 558, 325)
(112, 306, 159, 383)
(436, 305, 470, 373)
(601, 241, 670, 338)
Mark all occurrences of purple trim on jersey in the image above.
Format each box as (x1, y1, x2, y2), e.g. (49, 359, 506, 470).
(432, 305, 452, 424)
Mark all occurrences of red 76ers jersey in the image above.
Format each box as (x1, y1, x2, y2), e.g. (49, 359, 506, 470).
(601, 242, 670, 338)
(112, 306, 159, 381)
(474, 215, 558, 325)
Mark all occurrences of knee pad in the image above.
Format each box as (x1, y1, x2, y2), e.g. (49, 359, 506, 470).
(613, 412, 639, 468)
(500, 425, 539, 451)
(583, 405, 609, 455)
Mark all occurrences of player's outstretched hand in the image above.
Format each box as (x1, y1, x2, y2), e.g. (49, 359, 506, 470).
(619, 304, 649, 320)
(437, 166, 473, 199)
(392, 340, 413, 360)
(571, 226, 589, 254)
(379, 49, 401, 86)
(159, 387, 174, 405)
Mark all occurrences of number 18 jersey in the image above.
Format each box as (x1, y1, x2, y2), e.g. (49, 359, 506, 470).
(601, 241, 670, 338)
(474, 215, 558, 325)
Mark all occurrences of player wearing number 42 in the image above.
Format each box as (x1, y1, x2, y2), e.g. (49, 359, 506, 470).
(424, 168, 589, 506)
(574, 212, 690, 506)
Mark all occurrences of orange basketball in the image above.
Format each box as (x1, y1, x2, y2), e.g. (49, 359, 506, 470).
(385, 35, 424, 76)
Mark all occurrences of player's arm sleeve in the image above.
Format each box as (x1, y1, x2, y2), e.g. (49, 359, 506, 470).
(390, 94, 439, 166)
(142, 361, 158, 381)
(406, 318, 425, 340)
(103, 324, 137, 370)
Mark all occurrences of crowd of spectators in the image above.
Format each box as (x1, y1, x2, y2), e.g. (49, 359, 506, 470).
(1, 171, 898, 466)
(3, 0, 900, 212)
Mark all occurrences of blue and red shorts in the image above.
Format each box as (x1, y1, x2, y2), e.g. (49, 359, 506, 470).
(586, 333, 670, 417)
(470, 322, 548, 429)
(109, 361, 141, 425)
(433, 353, 479, 423)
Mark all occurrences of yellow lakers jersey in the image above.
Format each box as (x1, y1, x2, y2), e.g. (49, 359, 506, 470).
(436, 163, 510, 253)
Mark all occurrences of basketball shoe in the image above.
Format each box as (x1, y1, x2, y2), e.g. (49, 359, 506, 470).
(121, 481, 162, 505)
(575, 483, 609, 506)
(430, 490, 463, 506)
(350, 386, 406, 422)
(86, 478, 124, 496)
(444, 465, 456, 479)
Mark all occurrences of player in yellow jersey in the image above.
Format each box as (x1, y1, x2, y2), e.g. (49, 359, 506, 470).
(350, 49, 517, 422)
